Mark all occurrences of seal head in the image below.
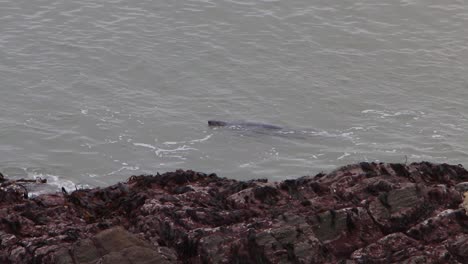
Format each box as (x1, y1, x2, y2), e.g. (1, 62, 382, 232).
(208, 120, 228, 127)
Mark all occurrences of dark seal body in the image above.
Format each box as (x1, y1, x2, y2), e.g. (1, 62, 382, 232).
(208, 120, 282, 130)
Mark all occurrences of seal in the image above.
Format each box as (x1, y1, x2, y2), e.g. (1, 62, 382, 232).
(208, 120, 282, 130)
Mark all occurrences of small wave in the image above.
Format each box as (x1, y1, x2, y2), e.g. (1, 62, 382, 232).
(107, 165, 140, 176)
(134, 136, 207, 160)
(307, 130, 354, 140)
(27, 172, 86, 197)
(337, 152, 351, 160)
(362, 109, 424, 119)
(155, 145, 198, 157)
(133, 142, 157, 150)
(163, 134, 213, 145)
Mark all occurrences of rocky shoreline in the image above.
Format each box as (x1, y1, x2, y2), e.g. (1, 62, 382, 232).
(1, 162, 468, 263)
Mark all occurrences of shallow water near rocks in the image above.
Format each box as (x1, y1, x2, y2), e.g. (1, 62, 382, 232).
(1, 0, 468, 191)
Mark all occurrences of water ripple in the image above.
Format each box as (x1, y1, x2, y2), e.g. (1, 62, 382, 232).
(1, 0, 468, 188)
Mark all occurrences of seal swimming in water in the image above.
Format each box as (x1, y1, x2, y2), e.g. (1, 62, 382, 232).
(207, 120, 310, 139)
(208, 120, 283, 130)
(207, 120, 354, 141)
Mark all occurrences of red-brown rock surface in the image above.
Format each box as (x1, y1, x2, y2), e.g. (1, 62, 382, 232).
(1, 162, 468, 263)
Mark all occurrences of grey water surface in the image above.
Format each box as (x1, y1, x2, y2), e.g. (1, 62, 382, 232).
(1, 0, 468, 193)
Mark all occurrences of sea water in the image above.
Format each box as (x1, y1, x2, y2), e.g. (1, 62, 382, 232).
(1, 0, 467, 192)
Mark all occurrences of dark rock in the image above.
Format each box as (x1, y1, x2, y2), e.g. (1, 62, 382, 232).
(447, 234, 468, 263)
(351, 232, 420, 263)
(253, 186, 279, 204)
(172, 186, 194, 194)
(1, 162, 468, 263)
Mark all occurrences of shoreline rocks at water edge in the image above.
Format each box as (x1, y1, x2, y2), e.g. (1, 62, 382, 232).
(1, 162, 468, 263)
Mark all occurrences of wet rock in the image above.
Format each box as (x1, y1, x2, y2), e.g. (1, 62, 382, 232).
(0, 162, 468, 263)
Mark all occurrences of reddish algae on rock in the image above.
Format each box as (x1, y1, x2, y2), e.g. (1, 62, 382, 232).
(1, 162, 468, 263)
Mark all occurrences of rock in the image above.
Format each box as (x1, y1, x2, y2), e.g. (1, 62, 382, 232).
(462, 192, 468, 215)
(1, 162, 468, 263)
(351, 232, 420, 263)
(368, 184, 431, 232)
(61, 227, 176, 264)
(455, 182, 468, 192)
(447, 234, 468, 263)
(406, 209, 468, 243)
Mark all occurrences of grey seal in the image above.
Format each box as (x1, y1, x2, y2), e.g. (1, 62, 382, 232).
(208, 120, 283, 130)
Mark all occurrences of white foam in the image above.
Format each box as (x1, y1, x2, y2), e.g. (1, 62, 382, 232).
(133, 142, 157, 150)
(308, 130, 354, 140)
(162, 134, 212, 145)
(337, 152, 351, 160)
(136, 135, 212, 152)
(155, 145, 197, 157)
(239, 162, 254, 168)
(26, 172, 87, 197)
(107, 165, 140, 175)
(361, 109, 424, 119)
